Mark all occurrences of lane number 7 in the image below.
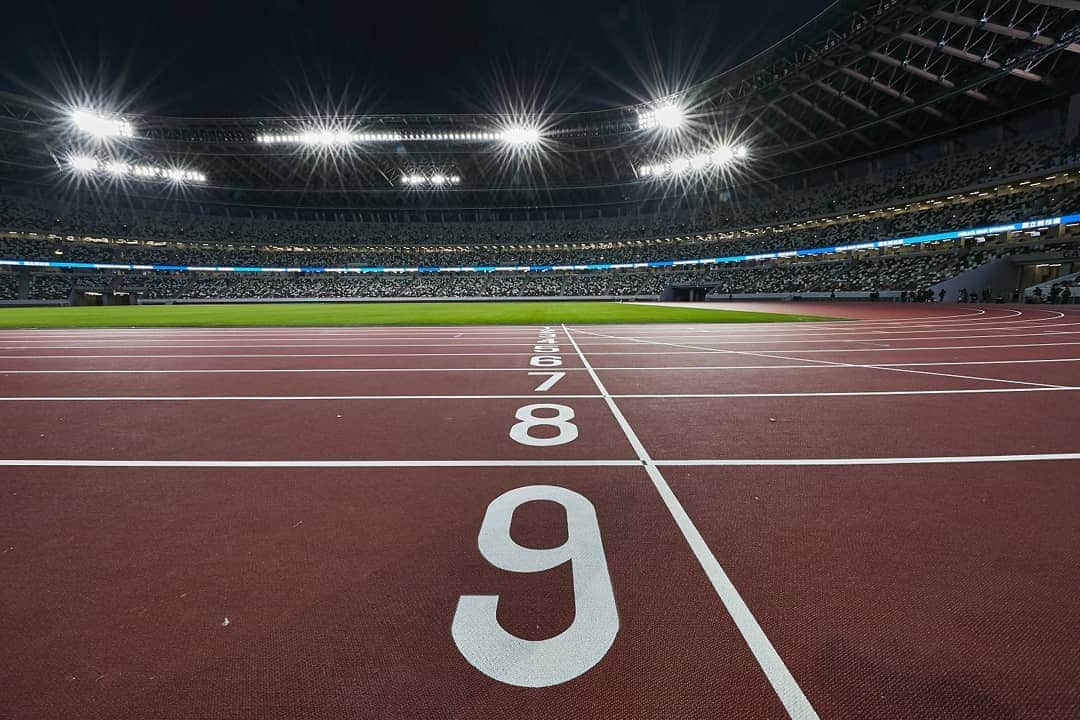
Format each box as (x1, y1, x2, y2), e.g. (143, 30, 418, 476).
(528, 371, 565, 392)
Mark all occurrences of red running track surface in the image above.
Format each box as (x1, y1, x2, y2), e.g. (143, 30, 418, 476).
(0, 303, 1078, 719)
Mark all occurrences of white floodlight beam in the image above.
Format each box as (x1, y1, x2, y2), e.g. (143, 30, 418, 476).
(68, 155, 99, 172)
(499, 126, 542, 146)
(104, 160, 130, 176)
(711, 145, 735, 165)
(652, 103, 684, 130)
(65, 154, 205, 183)
(72, 109, 134, 139)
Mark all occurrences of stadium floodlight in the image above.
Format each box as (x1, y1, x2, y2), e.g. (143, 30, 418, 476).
(499, 126, 542, 146)
(68, 155, 99, 172)
(638, 102, 685, 131)
(653, 103, 684, 129)
(163, 167, 207, 183)
(259, 128, 520, 145)
(297, 129, 358, 146)
(104, 160, 131, 176)
(401, 172, 459, 187)
(72, 109, 133, 139)
(65, 154, 206, 183)
(711, 145, 735, 165)
(638, 141, 749, 180)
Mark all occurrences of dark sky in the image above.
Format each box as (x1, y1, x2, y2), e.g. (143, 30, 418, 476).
(1, 0, 829, 117)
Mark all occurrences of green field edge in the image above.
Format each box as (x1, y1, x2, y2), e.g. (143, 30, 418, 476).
(0, 301, 839, 328)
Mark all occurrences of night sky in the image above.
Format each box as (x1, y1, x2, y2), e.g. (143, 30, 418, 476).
(1, 0, 829, 117)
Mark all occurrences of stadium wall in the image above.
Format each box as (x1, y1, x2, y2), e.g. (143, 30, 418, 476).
(927, 251, 1078, 302)
(928, 258, 1018, 302)
(707, 291, 902, 302)
(136, 295, 659, 305)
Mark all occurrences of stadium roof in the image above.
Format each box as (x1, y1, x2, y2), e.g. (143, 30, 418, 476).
(0, 0, 1077, 212)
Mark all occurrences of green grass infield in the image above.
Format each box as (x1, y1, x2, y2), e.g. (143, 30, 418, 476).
(0, 301, 834, 328)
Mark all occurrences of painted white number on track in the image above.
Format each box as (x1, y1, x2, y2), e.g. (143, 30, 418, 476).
(529, 355, 563, 367)
(527, 371, 565, 392)
(509, 403, 578, 446)
(452, 485, 619, 687)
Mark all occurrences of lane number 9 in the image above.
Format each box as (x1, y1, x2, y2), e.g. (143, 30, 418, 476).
(452, 485, 619, 687)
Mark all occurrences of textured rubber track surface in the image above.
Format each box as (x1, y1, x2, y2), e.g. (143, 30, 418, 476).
(1, 303, 1078, 719)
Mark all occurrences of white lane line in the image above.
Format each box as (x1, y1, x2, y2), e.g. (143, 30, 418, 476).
(839, 340, 894, 348)
(689, 312, 1041, 331)
(4, 359, 1075, 375)
(9, 328, 1080, 349)
(572, 329, 1071, 390)
(1, 454, 1075, 469)
(616, 388, 1077, 398)
(594, 358, 1080, 370)
(573, 330, 1080, 345)
(0, 394, 603, 402)
(809, 358, 1080, 367)
(5, 342, 1080, 359)
(0, 343, 579, 349)
(580, 320, 1080, 339)
(0, 367, 593, 375)
(0, 459, 642, 468)
(562, 324, 819, 720)
(0, 330, 551, 337)
(4, 388, 1076, 401)
(0, 325, 555, 333)
(770, 342, 1080, 353)
(656, 453, 1080, 466)
(0, 352, 554, 358)
(637, 304, 994, 323)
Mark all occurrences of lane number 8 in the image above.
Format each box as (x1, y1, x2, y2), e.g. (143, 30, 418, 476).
(452, 485, 619, 687)
(509, 403, 578, 447)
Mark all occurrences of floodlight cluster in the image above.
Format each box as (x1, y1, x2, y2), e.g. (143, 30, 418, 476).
(637, 144, 748, 178)
(67, 155, 206, 183)
(637, 103, 684, 130)
(413, 131, 500, 142)
(72, 110, 134, 139)
(256, 131, 400, 145)
(400, 173, 462, 187)
(498, 127, 542, 146)
(256, 128, 536, 145)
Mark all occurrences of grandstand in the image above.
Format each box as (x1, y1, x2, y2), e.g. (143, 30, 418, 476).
(3, 0, 1080, 305)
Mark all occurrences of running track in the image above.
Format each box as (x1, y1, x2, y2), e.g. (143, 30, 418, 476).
(1, 303, 1078, 719)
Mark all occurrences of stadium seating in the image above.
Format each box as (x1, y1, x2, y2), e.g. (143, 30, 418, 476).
(2, 134, 1078, 302)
